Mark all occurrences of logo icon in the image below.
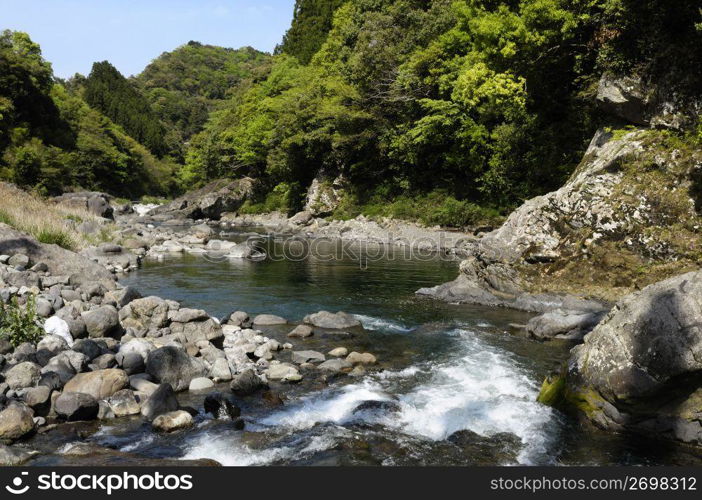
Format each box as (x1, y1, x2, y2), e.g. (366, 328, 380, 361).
(6, 472, 30, 495)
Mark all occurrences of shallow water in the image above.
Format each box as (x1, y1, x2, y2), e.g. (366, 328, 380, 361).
(26, 231, 702, 466)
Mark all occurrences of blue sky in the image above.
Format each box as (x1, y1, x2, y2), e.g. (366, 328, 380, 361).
(0, 0, 296, 78)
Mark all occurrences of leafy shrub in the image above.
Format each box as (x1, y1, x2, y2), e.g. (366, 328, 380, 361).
(0, 295, 44, 347)
(239, 182, 302, 216)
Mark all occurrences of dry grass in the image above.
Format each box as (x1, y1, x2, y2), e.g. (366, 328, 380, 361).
(0, 183, 114, 250)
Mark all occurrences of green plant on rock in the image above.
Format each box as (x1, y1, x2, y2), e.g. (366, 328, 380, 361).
(0, 294, 44, 347)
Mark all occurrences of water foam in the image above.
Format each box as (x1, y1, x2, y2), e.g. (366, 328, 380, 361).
(181, 328, 559, 465)
(354, 314, 413, 333)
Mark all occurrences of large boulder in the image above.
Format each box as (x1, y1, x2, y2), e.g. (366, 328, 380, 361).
(145, 346, 207, 392)
(62, 369, 129, 399)
(54, 192, 114, 219)
(118, 297, 170, 336)
(140, 383, 178, 420)
(152, 410, 193, 432)
(167, 316, 223, 346)
(303, 311, 361, 329)
(106, 389, 141, 417)
(304, 173, 346, 216)
(252, 314, 287, 326)
(229, 369, 267, 396)
(151, 177, 259, 220)
(596, 73, 652, 126)
(54, 392, 98, 421)
(5, 362, 41, 390)
(41, 351, 90, 385)
(0, 403, 35, 441)
(526, 309, 606, 341)
(82, 306, 122, 339)
(0, 224, 114, 287)
(540, 271, 702, 444)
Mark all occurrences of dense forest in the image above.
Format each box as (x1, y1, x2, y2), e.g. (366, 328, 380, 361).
(184, 0, 702, 223)
(1, 0, 700, 223)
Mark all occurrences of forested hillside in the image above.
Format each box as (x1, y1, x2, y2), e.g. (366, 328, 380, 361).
(184, 0, 702, 224)
(134, 42, 271, 160)
(0, 30, 176, 197)
(1, 1, 700, 222)
(83, 61, 169, 157)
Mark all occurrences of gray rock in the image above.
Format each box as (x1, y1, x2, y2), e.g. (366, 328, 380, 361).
(265, 363, 301, 382)
(170, 308, 209, 323)
(72, 338, 103, 361)
(150, 177, 259, 220)
(152, 410, 193, 432)
(129, 375, 159, 397)
(145, 346, 207, 392)
(35, 297, 53, 318)
(303, 311, 360, 329)
(97, 401, 115, 420)
(23, 386, 51, 416)
(56, 305, 87, 339)
(103, 286, 142, 308)
(252, 314, 287, 326)
(318, 359, 353, 374)
(188, 377, 214, 392)
(54, 392, 98, 421)
(570, 271, 702, 403)
(115, 351, 145, 375)
(10, 343, 36, 364)
(526, 309, 606, 340)
(5, 362, 41, 390)
(41, 351, 89, 384)
(346, 352, 377, 366)
(208, 358, 232, 381)
(328, 347, 348, 358)
(0, 223, 114, 285)
(140, 383, 178, 420)
(0, 444, 36, 465)
(82, 306, 122, 338)
(225, 311, 251, 328)
(106, 389, 141, 417)
(596, 73, 651, 125)
(8, 254, 29, 269)
(167, 317, 223, 346)
(229, 369, 267, 396)
(35, 335, 69, 365)
(117, 338, 154, 363)
(291, 350, 325, 364)
(203, 392, 240, 419)
(118, 296, 169, 336)
(91, 353, 117, 369)
(0, 403, 35, 440)
(287, 324, 313, 338)
(62, 368, 128, 399)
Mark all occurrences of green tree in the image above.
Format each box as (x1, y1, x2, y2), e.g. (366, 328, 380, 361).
(84, 61, 168, 157)
(278, 0, 347, 64)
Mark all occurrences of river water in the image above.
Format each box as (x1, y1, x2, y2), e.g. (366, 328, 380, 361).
(28, 231, 702, 466)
